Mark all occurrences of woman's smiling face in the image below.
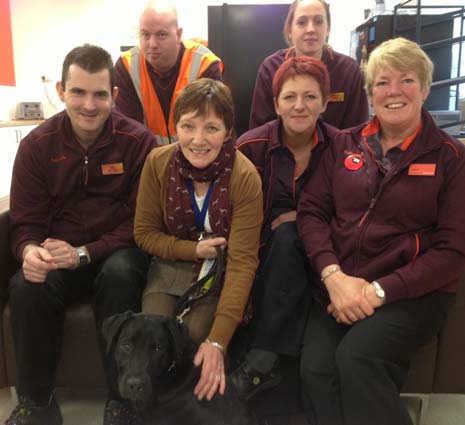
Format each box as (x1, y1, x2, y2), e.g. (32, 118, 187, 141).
(371, 67, 428, 133)
(176, 110, 228, 169)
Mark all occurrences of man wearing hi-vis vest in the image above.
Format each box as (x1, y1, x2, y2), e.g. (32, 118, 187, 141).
(114, 0, 224, 146)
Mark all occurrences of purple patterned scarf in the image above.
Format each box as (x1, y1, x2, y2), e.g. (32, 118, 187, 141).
(166, 137, 236, 243)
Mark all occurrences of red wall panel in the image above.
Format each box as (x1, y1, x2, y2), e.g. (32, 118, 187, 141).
(0, 0, 15, 86)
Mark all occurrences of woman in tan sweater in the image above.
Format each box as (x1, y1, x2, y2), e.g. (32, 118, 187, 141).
(134, 78, 263, 401)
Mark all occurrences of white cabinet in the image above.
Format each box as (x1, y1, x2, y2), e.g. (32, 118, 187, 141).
(0, 123, 38, 198)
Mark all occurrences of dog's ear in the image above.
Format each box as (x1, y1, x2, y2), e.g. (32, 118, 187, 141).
(163, 317, 190, 361)
(102, 310, 135, 355)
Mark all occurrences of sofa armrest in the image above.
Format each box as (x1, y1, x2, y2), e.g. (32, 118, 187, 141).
(0, 210, 17, 308)
(433, 274, 465, 393)
(0, 209, 19, 388)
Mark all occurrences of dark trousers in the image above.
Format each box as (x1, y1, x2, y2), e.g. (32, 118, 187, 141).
(251, 221, 312, 357)
(300, 291, 455, 425)
(8, 247, 149, 402)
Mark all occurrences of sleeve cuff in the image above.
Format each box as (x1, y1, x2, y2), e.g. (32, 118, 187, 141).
(378, 273, 409, 303)
(314, 253, 340, 274)
(207, 314, 238, 351)
(85, 240, 108, 264)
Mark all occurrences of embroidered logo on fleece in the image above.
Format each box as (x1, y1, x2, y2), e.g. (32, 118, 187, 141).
(50, 155, 67, 163)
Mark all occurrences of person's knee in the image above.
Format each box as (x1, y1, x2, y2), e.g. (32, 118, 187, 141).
(186, 322, 209, 345)
(334, 336, 368, 379)
(100, 248, 148, 278)
(96, 248, 148, 294)
(300, 350, 328, 392)
(8, 271, 65, 326)
(183, 299, 217, 344)
(9, 271, 49, 307)
(142, 292, 176, 316)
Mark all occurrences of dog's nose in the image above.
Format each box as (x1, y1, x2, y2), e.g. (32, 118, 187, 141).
(127, 377, 145, 396)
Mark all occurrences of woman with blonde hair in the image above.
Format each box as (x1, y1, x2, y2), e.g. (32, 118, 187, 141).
(298, 37, 465, 425)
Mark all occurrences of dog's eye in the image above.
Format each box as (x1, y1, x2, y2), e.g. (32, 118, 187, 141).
(121, 343, 132, 353)
(152, 343, 161, 352)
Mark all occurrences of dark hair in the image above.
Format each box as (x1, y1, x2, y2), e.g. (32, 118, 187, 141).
(272, 56, 330, 103)
(283, 0, 331, 46)
(173, 78, 235, 134)
(61, 44, 115, 90)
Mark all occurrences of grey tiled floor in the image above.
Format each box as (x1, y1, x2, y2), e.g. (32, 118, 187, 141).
(0, 388, 463, 425)
(421, 394, 465, 425)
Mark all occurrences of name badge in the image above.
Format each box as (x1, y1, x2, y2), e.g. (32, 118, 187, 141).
(408, 163, 436, 176)
(328, 92, 344, 103)
(101, 162, 124, 175)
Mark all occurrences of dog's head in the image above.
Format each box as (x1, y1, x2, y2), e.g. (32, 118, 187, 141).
(102, 311, 191, 409)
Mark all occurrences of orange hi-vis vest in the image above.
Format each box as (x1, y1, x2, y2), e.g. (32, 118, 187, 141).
(120, 40, 223, 145)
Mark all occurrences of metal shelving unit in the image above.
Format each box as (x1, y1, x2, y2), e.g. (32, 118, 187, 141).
(393, 1, 465, 135)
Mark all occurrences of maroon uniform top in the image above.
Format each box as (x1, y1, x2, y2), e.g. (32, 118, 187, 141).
(237, 118, 338, 243)
(10, 110, 157, 263)
(249, 46, 369, 130)
(114, 43, 223, 125)
(297, 109, 465, 304)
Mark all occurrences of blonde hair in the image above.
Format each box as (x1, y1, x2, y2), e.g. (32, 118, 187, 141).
(364, 37, 434, 96)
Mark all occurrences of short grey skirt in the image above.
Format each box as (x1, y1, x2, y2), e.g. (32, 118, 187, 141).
(144, 257, 195, 297)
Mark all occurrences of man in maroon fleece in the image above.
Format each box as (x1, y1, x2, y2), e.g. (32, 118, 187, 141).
(6, 44, 156, 425)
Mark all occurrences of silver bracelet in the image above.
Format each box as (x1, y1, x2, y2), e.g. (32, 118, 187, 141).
(205, 338, 224, 353)
(321, 265, 341, 283)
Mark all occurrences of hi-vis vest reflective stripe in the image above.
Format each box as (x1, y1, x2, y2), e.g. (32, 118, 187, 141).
(121, 40, 223, 145)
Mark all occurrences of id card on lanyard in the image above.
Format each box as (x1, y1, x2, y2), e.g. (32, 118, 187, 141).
(187, 180, 216, 279)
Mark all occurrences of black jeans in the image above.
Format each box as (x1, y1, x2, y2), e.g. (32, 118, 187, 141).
(8, 247, 149, 402)
(251, 221, 313, 357)
(300, 291, 455, 425)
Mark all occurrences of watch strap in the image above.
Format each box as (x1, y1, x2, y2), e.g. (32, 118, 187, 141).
(76, 246, 90, 266)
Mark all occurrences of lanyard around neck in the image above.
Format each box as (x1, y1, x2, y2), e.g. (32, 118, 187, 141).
(187, 180, 214, 233)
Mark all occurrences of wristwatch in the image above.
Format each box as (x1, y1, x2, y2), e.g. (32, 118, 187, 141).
(76, 246, 90, 266)
(371, 280, 386, 304)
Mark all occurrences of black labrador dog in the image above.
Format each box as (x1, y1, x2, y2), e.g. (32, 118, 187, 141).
(102, 311, 257, 425)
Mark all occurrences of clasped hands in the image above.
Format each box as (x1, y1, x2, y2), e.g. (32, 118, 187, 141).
(22, 238, 79, 283)
(324, 269, 383, 325)
(195, 237, 227, 259)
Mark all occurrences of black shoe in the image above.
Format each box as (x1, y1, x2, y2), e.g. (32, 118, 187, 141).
(103, 399, 139, 425)
(231, 361, 281, 400)
(5, 395, 62, 425)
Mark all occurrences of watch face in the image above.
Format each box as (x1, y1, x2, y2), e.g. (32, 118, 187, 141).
(372, 281, 385, 300)
(78, 249, 88, 265)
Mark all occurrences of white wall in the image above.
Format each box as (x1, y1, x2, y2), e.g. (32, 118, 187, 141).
(0, 0, 463, 121)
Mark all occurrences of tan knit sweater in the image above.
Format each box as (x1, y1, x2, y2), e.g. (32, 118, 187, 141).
(134, 143, 263, 348)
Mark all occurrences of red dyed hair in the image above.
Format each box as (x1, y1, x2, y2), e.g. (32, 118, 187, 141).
(272, 56, 330, 103)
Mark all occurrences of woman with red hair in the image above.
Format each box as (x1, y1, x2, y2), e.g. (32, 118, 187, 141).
(232, 56, 338, 400)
